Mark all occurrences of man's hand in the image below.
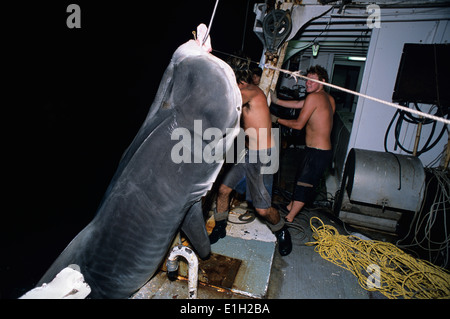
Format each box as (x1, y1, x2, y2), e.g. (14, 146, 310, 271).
(271, 113, 279, 124)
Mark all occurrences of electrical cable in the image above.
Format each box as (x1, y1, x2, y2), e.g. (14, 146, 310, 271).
(227, 209, 256, 224)
(396, 168, 450, 268)
(286, 220, 307, 242)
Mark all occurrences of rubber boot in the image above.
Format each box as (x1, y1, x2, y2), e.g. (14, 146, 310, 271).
(274, 225, 292, 256)
(209, 219, 227, 244)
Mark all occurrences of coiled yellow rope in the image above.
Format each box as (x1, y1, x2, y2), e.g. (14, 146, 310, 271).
(305, 217, 450, 299)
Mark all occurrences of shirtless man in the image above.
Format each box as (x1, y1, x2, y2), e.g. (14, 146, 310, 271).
(209, 58, 292, 256)
(271, 65, 335, 222)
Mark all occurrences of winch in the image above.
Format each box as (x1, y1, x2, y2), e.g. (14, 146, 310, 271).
(334, 148, 426, 233)
(253, 4, 292, 59)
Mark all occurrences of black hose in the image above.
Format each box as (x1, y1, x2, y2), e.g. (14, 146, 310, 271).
(384, 102, 447, 156)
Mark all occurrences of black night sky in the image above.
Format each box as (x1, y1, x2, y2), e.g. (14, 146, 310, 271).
(2, 1, 263, 299)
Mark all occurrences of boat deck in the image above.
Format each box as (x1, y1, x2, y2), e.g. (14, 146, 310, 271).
(133, 147, 387, 299)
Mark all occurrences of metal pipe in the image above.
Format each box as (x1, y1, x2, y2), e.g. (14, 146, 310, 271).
(444, 134, 450, 169)
(413, 117, 423, 156)
(166, 245, 199, 299)
(339, 211, 398, 233)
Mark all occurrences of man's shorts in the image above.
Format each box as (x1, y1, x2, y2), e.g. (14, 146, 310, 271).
(293, 146, 332, 203)
(222, 148, 275, 210)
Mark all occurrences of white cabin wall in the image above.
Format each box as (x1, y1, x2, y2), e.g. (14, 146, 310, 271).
(348, 11, 450, 168)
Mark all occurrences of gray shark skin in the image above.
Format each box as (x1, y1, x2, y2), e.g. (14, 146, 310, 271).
(37, 40, 242, 298)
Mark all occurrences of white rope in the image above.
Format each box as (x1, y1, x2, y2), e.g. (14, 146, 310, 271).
(203, 0, 220, 45)
(264, 64, 450, 125)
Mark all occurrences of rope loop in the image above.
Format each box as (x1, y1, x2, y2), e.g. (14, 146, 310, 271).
(305, 217, 450, 299)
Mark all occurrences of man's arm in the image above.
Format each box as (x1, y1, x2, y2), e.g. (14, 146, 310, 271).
(276, 94, 316, 130)
(277, 116, 305, 131)
(270, 90, 305, 109)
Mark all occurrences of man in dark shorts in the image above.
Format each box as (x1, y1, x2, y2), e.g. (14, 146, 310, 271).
(209, 57, 292, 256)
(271, 65, 335, 222)
(292, 147, 332, 210)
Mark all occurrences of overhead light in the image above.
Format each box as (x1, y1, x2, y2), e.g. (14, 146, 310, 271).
(312, 41, 320, 57)
(348, 56, 366, 61)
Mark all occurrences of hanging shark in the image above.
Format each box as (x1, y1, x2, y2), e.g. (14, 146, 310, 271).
(37, 29, 242, 298)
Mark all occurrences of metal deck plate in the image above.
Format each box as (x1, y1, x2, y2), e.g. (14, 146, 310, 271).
(133, 209, 276, 299)
(208, 210, 277, 298)
(198, 253, 242, 289)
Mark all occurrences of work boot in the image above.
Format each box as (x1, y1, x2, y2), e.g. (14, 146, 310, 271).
(275, 225, 292, 256)
(209, 219, 227, 244)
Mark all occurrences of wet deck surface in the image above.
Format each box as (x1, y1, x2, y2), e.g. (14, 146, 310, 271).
(268, 147, 387, 299)
(267, 208, 383, 299)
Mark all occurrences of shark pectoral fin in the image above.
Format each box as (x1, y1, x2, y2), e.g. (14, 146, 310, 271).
(181, 201, 211, 260)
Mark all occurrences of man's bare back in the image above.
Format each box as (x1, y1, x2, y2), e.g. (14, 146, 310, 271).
(239, 82, 275, 150)
(210, 58, 292, 256)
